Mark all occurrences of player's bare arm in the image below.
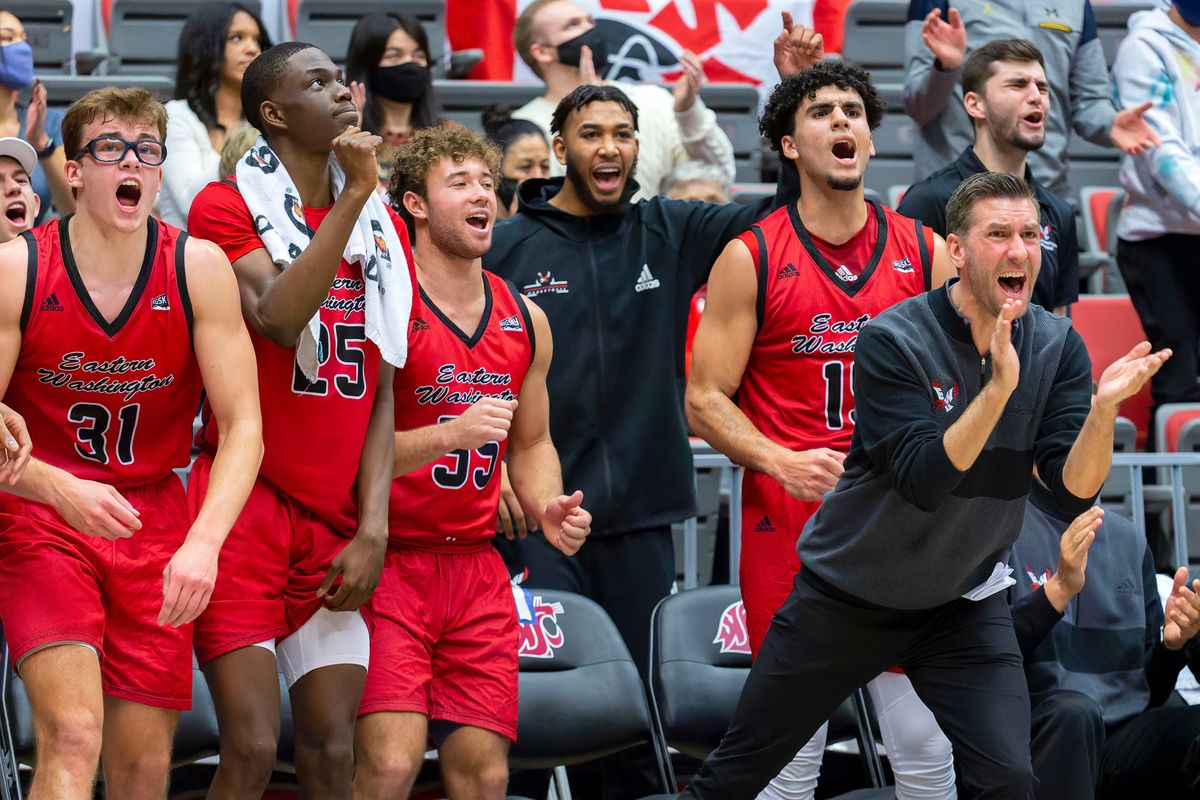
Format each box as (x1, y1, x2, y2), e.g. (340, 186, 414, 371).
(393, 397, 517, 478)
(0, 237, 139, 537)
(506, 299, 590, 556)
(931, 234, 956, 286)
(0, 402, 31, 484)
(0, 240, 33, 484)
(158, 237, 264, 628)
(319, 361, 394, 612)
(1059, 341, 1171, 499)
(231, 127, 382, 348)
(685, 238, 844, 501)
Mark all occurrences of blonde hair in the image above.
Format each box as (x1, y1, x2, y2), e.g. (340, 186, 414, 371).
(218, 124, 261, 178)
(62, 87, 167, 159)
(388, 125, 501, 203)
(514, 0, 563, 78)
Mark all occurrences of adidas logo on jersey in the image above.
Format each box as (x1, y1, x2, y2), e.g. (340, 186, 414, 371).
(150, 293, 169, 310)
(499, 314, 523, 332)
(39, 293, 63, 312)
(410, 317, 430, 333)
(753, 516, 776, 533)
(892, 257, 914, 273)
(834, 265, 857, 283)
(634, 264, 660, 293)
(777, 262, 800, 279)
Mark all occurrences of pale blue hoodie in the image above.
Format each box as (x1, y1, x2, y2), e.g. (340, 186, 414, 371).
(1113, 8, 1200, 239)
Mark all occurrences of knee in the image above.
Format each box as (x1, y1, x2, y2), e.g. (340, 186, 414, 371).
(108, 747, 171, 789)
(1036, 691, 1105, 739)
(356, 746, 424, 793)
(36, 706, 102, 767)
(220, 727, 279, 775)
(446, 760, 509, 800)
(295, 729, 354, 772)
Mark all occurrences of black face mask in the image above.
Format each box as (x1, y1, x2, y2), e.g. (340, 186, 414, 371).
(497, 176, 520, 212)
(554, 27, 608, 74)
(370, 62, 428, 104)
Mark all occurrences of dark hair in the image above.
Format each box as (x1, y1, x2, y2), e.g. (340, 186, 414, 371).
(945, 171, 1039, 236)
(173, 2, 272, 133)
(550, 84, 638, 136)
(481, 104, 547, 159)
(241, 41, 317, 136)
(759, 61, 885, 153)
(962, 39, 1046, 97)
(346, 13, 442, 135)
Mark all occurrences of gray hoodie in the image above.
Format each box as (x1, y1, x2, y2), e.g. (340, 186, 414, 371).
(1113, 8, 1200, 240)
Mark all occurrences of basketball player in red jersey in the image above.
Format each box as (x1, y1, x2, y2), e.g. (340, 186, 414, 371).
(687, 63, 959, 799)
(351, 127, 590, 799)
(0, 87, 262, 799)
(185, 44, 413, 798)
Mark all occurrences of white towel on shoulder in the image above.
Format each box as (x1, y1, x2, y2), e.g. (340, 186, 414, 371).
(235, 136, 410, 379)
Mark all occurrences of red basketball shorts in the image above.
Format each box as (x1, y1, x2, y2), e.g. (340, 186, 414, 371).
(0, 474, 193, 710)
(359, 545, 519, 742)
(188, 455, 349, 665)
(739, 474, 820, 658)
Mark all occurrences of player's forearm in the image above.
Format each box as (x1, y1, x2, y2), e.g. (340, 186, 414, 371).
(507, 437, 564, 527)
(254, 188, 373, 346)
(393, 424, 459, 478)
(685, 384, 788, 477)
(0, 458, 75, 506)
(188, 414, 263, 549)
(941, 383, 1010, 471)
(1060, 400, 1118, 501)
(356, 381, 395, 540)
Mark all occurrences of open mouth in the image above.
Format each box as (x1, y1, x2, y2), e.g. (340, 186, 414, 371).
(116, 179, 141, 209)
(465, 211, 489, 231)
(832, 138, 857, 163)
(1022, 111, 1044, 127)
(998, 271, 1027, 297)
(592, 166, 622, 192)
(4, 200, 26, 227)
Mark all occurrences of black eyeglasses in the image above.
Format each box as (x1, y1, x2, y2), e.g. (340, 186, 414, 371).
(74, 136, 167, 166)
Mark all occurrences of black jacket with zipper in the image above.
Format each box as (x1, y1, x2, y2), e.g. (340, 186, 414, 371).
(484, 177, 793, 535)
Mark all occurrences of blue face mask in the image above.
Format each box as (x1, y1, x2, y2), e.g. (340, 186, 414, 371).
(0, 40, 32, 90)
(1177, 0, 1200, 26)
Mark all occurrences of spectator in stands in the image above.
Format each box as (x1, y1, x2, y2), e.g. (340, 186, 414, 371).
(1111, 1, 1200, 415)
(346, 14, 443, 148)
(661, 160, 730, 204)
(217, 122, 259, 179)
(904, 0, 1158, 195)
(0, 137, 36, 242)
(1008, 483, 1200, 799)
(899, 40, 1079, 315)
(160, 2, 270, 228)
(0, 11, 72, 224)
(511, 0, 735, 201)
(482, 105, 550, 219)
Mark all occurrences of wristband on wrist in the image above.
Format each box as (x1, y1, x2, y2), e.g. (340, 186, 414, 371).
(35, 140, 56, 160)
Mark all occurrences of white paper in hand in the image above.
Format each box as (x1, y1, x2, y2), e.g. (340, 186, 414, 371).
(962, 561, 1017, 602)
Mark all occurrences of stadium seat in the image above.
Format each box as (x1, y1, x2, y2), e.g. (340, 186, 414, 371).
(1078, 186, 1122, 293)
(841, 0, 909, 86)
(294, 0, 445, 74)
(106, 0, 264, 76)
(730, 182, 776, 205)
(1070, 294, 1152, 448)
(649, 586, 893, 797)
(1155, 404, 1200, 560)
(888, 184, 908, 209)
(510, 589, 674, 796)
(37, 74, 174, 112)
(6, 1, 73, 73)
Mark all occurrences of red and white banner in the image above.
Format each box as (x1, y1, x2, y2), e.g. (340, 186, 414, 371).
(448, 0, 845, 94)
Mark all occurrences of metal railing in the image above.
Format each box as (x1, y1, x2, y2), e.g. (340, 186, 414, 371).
(681, 445, 1200, 588)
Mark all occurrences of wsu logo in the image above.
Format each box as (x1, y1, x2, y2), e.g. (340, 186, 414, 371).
(518, 596, 566, 659)
(713, 601, 750, 655)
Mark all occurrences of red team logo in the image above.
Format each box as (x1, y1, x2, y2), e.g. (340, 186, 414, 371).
(713, 601, 751, 655)
(932, 380, 959, 413)
(518, 596, 566, 659)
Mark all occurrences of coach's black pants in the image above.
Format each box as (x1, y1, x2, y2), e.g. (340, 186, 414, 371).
(1116, 235, 1200, 417)
(682, 569, 1034, 800)
(1030, 689, 1200, 800)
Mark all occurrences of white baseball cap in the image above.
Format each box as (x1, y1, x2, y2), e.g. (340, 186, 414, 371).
(0, 137, 37, 176)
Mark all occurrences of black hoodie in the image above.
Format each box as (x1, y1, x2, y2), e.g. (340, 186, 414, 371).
(484, 177, 793, 534)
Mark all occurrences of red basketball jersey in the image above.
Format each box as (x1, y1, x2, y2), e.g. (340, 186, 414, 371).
(736, 201, 933, 530)
(389, 272, 534, 552)
(4, 217, 202, 488)
(189, 180, 413, 534)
